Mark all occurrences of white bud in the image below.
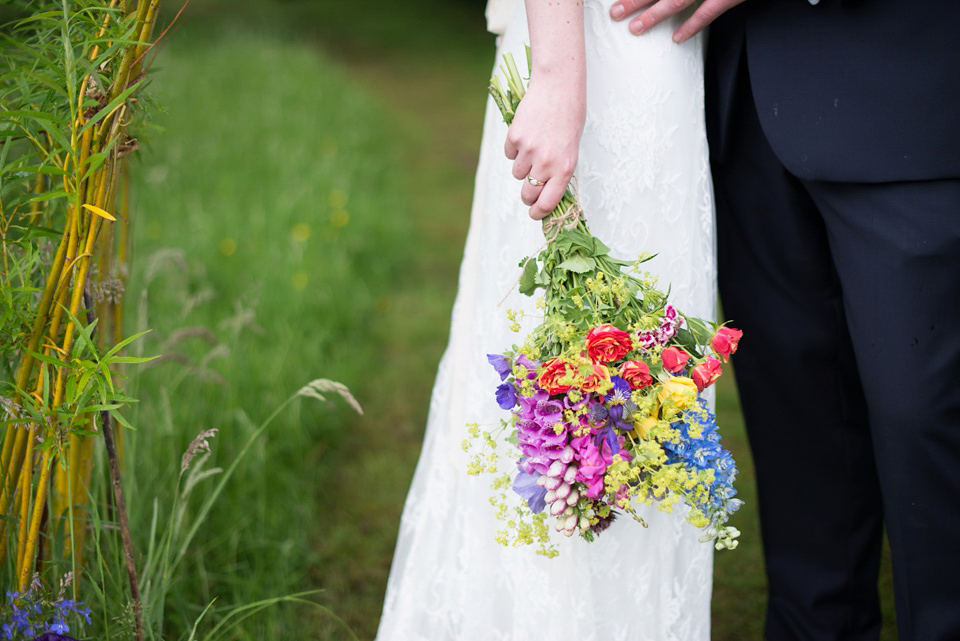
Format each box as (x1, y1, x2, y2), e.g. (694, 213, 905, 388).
(563, 465, 577, 484)
(562, 527, 575, 537)
(579, 516, 590, 530)
(543, 476, 562, 491)
(548, 460, 565, 478)
(555, 482, 571, 500)
(563, 514, 578, 531)
(565, 489, 579, 505)
(551, 500, 566, 516)
(544, 489, 557, 504)
(560, 445, 574, 464)
(536, 475, 547, 487)
(562, 506, 574, 517)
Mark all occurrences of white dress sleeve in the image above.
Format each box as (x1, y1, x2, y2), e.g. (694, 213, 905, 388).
(484, 0, 514, 36)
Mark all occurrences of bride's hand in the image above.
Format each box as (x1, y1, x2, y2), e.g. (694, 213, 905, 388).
(504, 0, 586, 221)
(504, 69, 586, 220)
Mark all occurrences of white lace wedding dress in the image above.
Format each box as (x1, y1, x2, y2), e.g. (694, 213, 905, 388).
(376, 1, 716, 639)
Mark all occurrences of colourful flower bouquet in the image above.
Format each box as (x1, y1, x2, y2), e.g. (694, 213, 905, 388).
(466, 51, 743, 557)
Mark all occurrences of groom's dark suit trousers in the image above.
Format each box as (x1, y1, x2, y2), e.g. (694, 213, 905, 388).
(706, 1, 960, 640)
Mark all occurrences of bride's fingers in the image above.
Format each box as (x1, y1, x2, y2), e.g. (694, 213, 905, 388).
(504, 135, 519, 161)
(511, 154, 533, 181)
(529, 178, 568, 220)
(520, 180, 543, 207)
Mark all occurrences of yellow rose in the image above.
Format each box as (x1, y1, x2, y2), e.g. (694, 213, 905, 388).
(635, 415, 659, 439)
(657, 376, 699, 412)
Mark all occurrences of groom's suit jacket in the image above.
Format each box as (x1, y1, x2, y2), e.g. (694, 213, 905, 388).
(708, 0, 960, 182)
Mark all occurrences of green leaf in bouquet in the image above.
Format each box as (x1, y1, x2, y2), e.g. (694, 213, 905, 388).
(518, 256, 540, 296)
(674, 327, 705, 359)
(591, 236, 611, 257)
(685, 316, 715, 345)
(557, 254, 596, 273)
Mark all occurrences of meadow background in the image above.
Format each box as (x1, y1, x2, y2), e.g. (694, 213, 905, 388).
(122, 0, 896, 638)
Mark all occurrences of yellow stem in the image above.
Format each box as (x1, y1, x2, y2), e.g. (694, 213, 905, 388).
(17, 447, 54, 591)
(15, 426, 37, 572)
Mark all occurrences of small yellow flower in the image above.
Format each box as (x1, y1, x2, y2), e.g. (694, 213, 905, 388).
(219, 237, 237, 257)
(291, 223, 311, 242)
(291, 271, 308, 290)
(330, 209, 350, 228)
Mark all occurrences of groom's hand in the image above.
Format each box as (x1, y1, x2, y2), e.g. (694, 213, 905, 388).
(610, 0, 746, 43)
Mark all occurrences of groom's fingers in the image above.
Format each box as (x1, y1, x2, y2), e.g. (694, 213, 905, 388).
(610, 0, 696, 34)
(673, 0, 746, 42)
(631, 0, 697, 35)
(611, 0, 746, 41)
(609, 0, 656, 22)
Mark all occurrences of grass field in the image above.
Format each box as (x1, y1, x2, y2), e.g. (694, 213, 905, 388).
(126, 0, 896, 638)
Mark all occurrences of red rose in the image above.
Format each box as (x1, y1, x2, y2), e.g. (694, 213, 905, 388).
(580, 363, 611, 393)
(661, 347, 691, 374)
(692, 357, 723, 392)
(711, 327, 743, 362)
(586, 325, 633, 363)
(539, 359, 574, 395)
(620, 361, 653, 390)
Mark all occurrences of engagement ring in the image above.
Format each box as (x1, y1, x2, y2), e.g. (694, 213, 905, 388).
(526, 175, 545, 187)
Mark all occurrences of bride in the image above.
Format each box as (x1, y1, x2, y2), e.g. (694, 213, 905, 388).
(376, 0, 716, 638)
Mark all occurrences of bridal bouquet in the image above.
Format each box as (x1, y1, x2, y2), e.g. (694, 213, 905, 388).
(466, 51, 743, 558)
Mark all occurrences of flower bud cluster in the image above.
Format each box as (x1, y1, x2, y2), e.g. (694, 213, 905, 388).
(536, 456, 582, 536)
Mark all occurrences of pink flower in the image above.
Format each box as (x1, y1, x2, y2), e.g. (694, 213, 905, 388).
(692, 357, 723, 391)
(572, 435, 614, 499)
(637, 330, 658, 351)
(661, 347, 691, 374)
(711, 327, 743, 362)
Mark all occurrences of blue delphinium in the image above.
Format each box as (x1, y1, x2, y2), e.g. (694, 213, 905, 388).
(664, 399, 743, 526)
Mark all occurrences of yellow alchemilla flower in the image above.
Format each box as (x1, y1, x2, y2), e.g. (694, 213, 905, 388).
(657, 376, 698, 411)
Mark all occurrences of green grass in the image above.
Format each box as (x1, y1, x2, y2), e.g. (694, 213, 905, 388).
(127, 19, 420, 639)
(122, 0, 898, 639)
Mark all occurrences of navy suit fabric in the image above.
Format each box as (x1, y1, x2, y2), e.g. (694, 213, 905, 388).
(707, 2, 960, 640)
(710, 0, 960, 182)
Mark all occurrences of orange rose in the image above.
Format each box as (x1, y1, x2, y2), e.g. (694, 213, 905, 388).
(661, 347, 691, 374)
(538, 359, 574, 395)
(619, 360, 653, 390)
(580, 363, 611, 393)
(692, 357, 723, 392)
(585, 325, 633, 363)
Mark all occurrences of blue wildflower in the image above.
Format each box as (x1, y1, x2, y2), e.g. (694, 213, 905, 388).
(512, 466, 547, 513)
(48, 620, 70, 635)
(604, 376, 632, 405)
(664, 398, 742, 521)
(495, 382, 518, 409)
(486, 353, 511, 381)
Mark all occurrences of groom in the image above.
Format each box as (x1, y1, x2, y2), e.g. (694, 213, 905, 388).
(611, 1, 960, 640)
